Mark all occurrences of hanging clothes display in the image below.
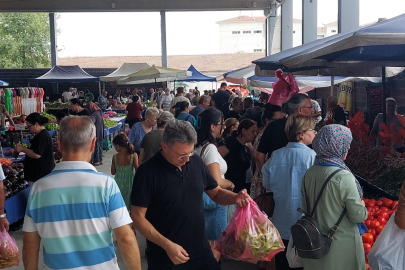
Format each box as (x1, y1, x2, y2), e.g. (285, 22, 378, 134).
(2, 88, 44, 116)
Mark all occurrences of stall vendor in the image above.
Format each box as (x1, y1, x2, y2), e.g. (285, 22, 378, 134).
(0, 104, 15, 128)
(15, 113, 55, 184)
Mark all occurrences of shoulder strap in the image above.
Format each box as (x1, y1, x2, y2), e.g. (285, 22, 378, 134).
(328, 208, 347, 238)
(200, 143, 211, 157)
(113, 154, 117, 166)
(185, 115, 191, 121)
(308, 168, 343, 216)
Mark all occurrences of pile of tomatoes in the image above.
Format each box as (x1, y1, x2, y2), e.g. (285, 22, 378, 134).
(361, 197, 398, 264)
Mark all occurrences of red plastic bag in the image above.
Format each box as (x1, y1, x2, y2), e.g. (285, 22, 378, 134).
(268, 69, 300, 106)
(0, 231, 20, 268)
(215, 201, 285, 263)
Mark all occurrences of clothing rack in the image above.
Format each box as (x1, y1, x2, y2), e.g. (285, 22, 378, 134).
(0, 87, 44, 116)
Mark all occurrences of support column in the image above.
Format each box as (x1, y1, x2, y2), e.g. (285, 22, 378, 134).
(281, 0, 293, 51)
(49, 13, 57, 67)
(302, 0, 317, 44)
(338, 0, 359, 33)
(160, 11, 168, 68)
(264, 6, 277, 56)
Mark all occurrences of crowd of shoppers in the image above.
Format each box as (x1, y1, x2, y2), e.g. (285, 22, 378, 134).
(15, 83, 390, 270)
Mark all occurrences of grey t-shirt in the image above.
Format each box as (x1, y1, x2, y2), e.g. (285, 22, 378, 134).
(140, 130, 164, 162)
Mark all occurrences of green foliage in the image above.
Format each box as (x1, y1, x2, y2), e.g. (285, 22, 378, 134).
(0, 13, 51, 68)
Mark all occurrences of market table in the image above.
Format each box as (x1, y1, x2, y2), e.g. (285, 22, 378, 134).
(110, 116, 126, 126)
(104, 122, 123, 137)
(0, 147, 25, 162)
(5, 186, 30, 224)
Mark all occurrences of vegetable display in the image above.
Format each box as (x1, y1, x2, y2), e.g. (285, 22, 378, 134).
(0, 231, 19, 269)
(103, 118, 118, 129)
(44, 102, 70, 109)
(43, 123, 59, 131)
(2, 163, 28, 199)
(215, 201, 284, 263)
(142, 101, 156, 108)
(40, 112, 56, 119)
(362, 197, 398, 266)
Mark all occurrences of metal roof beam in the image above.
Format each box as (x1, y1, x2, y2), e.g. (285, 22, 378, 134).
(0, 0, 271, 12)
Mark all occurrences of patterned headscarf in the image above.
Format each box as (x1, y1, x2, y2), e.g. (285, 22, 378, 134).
(86, 102, 102, 117)
(313, 124, 363, 198)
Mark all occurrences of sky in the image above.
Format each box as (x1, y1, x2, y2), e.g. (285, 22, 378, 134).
(56, 0, 405, 57)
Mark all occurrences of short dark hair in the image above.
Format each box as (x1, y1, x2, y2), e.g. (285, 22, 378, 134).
(220, 82, 227, 88)
(176, 87, 184, 94)
(233, 119, 256, 137)
(196, 108, 223, 147)
(198, 95, 210, 105)
(70, 98, 80, 105)
(26, 113, 48, 126)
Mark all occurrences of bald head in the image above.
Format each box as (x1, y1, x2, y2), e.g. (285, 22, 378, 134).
(59, 115, 96, 153)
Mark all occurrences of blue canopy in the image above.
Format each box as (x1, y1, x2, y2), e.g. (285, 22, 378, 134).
(254, 13, 405, 76)
(177, 65, 216, 82)
(0, 80, 8, 86)
(29, 65, 99, 83)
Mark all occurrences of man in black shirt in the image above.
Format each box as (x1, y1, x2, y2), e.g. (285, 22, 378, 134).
(256, 94, 314, 173)
(211, 82, 230, 110)
(69, 98, 91, 116)
(131, 120, 250, 270)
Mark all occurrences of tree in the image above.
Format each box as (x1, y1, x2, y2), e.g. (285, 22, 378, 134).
(0, 13, 51, 68)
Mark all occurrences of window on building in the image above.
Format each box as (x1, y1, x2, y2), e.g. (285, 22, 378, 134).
(254, 49, 263, 52)
(253, 30, 262, 34)
(317, 35, 325, 38)
(243, 30, 251, 34)
(331, 30, 337, 33)
(232, 31, 240, 34)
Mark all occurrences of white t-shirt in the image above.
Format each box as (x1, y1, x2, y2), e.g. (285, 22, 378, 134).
(195, 143, 227, 178)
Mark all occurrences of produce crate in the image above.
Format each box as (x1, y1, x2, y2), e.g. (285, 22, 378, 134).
(354, 173, 398, 200)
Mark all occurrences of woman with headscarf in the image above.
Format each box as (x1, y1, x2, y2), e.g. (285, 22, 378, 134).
(300, 125, 367, 270)
(86, 102, 104, 166)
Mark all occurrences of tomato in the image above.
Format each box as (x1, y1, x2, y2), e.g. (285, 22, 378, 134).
(366, 229, 376, 237)
(379, 197, 387, 202)
(363, 199, 369, 204)
(373, 206, 380, 211)
(369, 199, 377, 204)
(366, 201, 375, 207)
(379, 211, 389, 220)
(374, 234, 379, 242)
(364, 220, 372, 228)
(363, 243, 372, 252)
(387, 210, 394, 216)
(367, 212, 374, 220)
(374, 210, 380, 217)
(375, 200, 383, 206)
(391, 201, 399, 209)
(376, 225, 384, 234)
(384, 199, 393, 208)
(367, 207, 375, 212)
(370, 220, 381, 229)
(378, 216, 387, 225)
(362, 233, 374, 244)
(380, 207, 389, 212)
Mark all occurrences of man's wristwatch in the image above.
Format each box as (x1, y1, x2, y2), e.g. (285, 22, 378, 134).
(0, 214, 6, 218)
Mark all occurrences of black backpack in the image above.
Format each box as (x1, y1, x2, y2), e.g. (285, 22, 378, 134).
(291, 168, 347, 259)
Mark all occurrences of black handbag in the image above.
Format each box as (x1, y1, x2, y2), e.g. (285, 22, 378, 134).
(291, 168, 347, 259)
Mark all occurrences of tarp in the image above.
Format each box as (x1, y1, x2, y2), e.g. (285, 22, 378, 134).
(100, 63, 150, 82)
(177, 65, 216, 82)
(253, 13, 405, 77)
(118, 65, 191, 85)
(0, 80, 8, 86)
(29, 65, 99, 83)
(248, 75, 382, 89)
(224, 65, 256, 84)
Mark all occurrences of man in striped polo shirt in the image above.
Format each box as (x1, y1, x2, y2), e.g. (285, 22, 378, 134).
(22, 116, 141, 270)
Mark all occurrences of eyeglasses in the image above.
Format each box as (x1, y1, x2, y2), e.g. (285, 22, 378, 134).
(167, 146, 195, 160)
(26, 124, 33, 129)
(306, 129, 317, 133)
(301, 105, 313, 109)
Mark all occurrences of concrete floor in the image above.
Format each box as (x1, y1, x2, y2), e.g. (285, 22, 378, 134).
(9, 148, 257, 270)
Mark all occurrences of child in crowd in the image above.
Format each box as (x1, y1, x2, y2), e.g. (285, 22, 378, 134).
(111, 134, 139, 210)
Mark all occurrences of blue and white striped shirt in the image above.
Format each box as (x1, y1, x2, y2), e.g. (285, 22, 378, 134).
(23, 161, 132, 270)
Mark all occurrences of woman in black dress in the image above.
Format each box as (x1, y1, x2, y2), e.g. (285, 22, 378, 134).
(15, 113, 55, 184)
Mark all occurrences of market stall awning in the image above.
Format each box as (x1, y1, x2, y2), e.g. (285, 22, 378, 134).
(99, 63, 150, 82)
(177, 65, 216, 82)
(118, 65, 191, 85)
(29, 65, 99, 83)
(224, 65, 256, 85)
(247, 75, 382, 89)
(0, 80, 9, 86)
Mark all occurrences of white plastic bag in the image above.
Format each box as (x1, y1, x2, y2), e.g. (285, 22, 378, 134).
(286, 236, 303, 268)
(369, 213, 405, 270)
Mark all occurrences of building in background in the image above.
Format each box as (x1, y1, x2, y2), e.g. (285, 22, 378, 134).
(217, 16, 266, 54)
(317, 21, 338, 39)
